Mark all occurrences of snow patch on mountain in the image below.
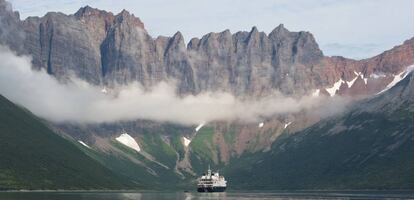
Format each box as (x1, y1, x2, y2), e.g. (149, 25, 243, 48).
(353, 71, 358, 76)
(370, 73, 386, 79)
(362, 76, 368, 85)
(116, 133, 141, 152)
(377, 65, 414, 94)
(347, 76, 358, 88)
(78, 140, 91, 149)
(352, 71, 368, 85)
(326, 79, 344, 97)
(284, 122, 292, 129)
(101, 87, 108, 94)
(258, 122, 264, 128)
(312, 89, 320, 97)
(195, 123, 205, 132)
(182, 136, 191, 147)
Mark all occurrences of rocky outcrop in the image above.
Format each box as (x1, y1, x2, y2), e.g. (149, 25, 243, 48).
(0, 0, 24, 52)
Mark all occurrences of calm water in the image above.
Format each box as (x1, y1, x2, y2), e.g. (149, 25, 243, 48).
(1, 191, 414, 200)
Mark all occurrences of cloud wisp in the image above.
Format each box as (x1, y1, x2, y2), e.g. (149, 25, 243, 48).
(0, 47, 343, 125)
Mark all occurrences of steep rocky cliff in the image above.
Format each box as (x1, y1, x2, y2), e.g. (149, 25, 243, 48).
(2, 1, 414, 98)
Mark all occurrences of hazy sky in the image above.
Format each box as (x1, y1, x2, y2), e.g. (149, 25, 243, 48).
(8, 0, 414, 59)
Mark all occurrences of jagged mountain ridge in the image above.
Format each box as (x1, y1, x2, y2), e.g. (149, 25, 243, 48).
(1, 0, 414, 97)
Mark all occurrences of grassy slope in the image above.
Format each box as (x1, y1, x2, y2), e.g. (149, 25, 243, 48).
(225, 110, 414, 190)
(189, 126, 218, 174)
(0, 95, 133, 190)
(78, 133, 187, 189)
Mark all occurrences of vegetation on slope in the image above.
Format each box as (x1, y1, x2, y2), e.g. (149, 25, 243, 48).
(225, 110, 414, 190)
(0, 95, 133, 190)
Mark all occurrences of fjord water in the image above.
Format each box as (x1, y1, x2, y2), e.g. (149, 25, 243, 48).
(1, 191, 414, 200)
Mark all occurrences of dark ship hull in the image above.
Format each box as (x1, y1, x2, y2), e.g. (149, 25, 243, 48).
(197, 186, 226, 192)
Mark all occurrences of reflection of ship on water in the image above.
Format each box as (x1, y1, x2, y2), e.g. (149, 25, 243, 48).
(197, 166, 227, 192)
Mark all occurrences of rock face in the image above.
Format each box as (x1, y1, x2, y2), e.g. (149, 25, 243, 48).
(2, 2, 414, 97)
(186, 25, 324, 96)
(0, 0, 24, 52)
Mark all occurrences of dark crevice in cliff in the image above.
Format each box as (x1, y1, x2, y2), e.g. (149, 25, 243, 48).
(46, 30, 53, 75)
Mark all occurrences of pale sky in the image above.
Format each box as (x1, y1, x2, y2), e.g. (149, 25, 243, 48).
(8, 0, 414, 59)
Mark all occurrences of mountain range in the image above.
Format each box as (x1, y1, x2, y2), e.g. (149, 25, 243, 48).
(0, 0, 414, 190)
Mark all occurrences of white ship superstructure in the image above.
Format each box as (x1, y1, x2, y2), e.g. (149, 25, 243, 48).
(197, 166, 227, 192)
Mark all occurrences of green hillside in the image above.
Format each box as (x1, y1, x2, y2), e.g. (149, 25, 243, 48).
(224, 74, 414, 189)
(225, 111, 414, 189)
(0, 95, 134, 190)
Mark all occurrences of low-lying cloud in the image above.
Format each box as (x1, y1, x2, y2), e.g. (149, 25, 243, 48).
(0, 46, 343, 125)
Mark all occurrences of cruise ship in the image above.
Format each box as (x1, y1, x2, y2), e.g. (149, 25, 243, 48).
(197, 166, 227, 192)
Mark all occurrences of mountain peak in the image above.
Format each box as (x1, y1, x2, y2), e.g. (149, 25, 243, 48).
(119, 9, 130, 16)
(172, 31, 184, 40)
(246, 26, 261, 44)
(74, 5, 108, 18)
(220, 29, 231, 36)
(114, 9, 144, 29)
(171, 31, 186, 49)
(268, 24, 291, 41)
(250, 26, 259, 33)
(270, 24, 288, 35)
